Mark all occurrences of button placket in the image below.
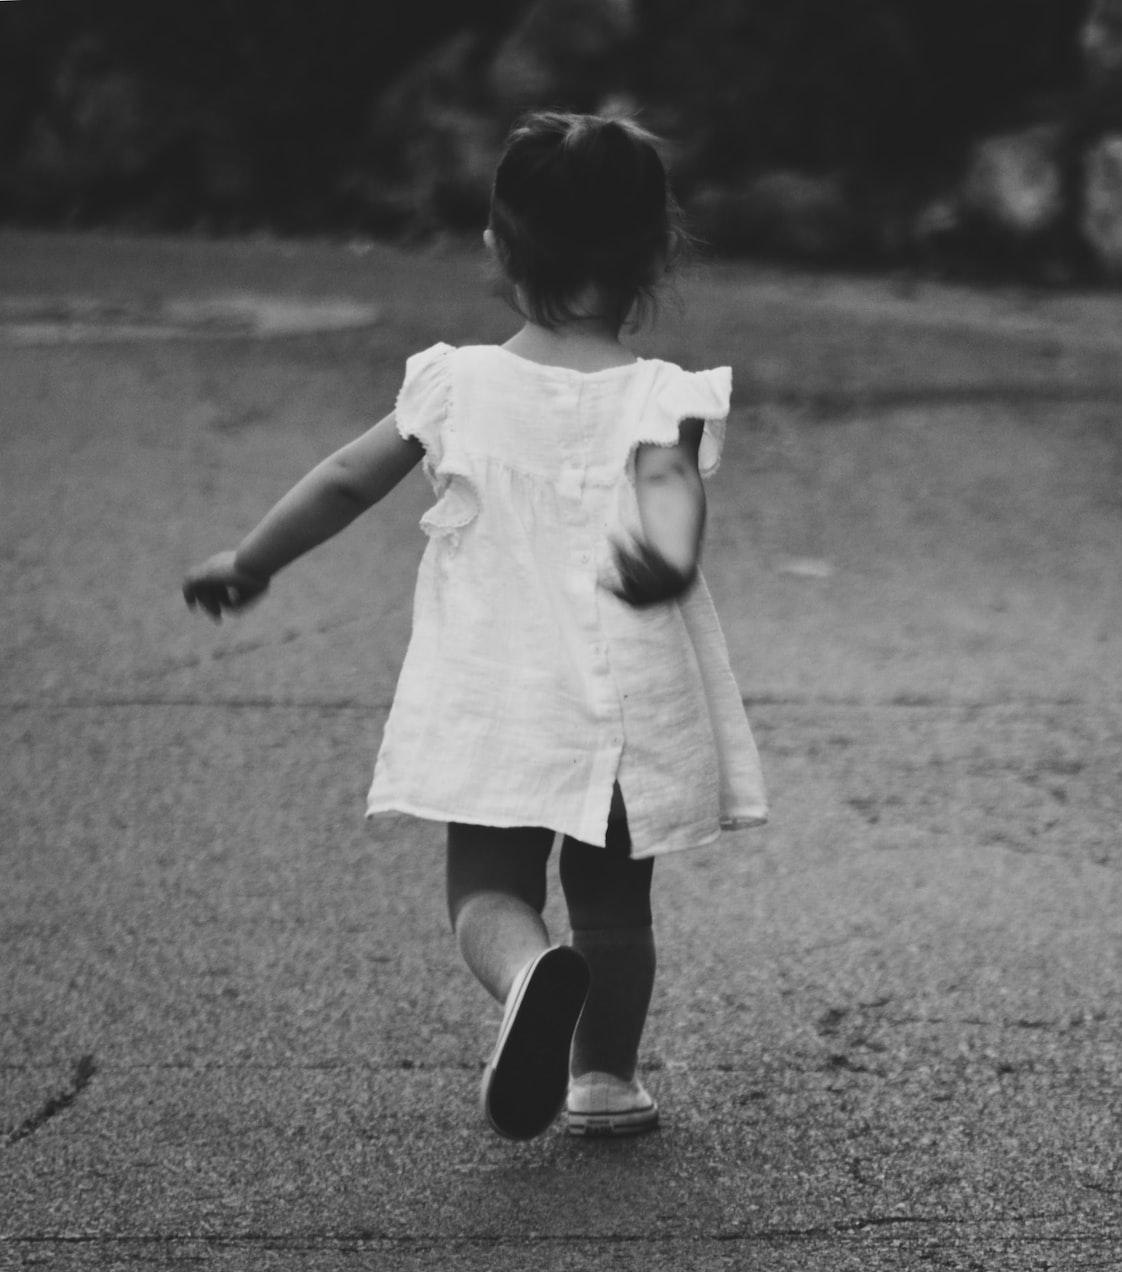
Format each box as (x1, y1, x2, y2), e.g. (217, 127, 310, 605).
(573, 383, 621, 755)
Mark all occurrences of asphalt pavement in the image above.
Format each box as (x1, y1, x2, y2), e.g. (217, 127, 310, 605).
(1, 230, 1119, 1271)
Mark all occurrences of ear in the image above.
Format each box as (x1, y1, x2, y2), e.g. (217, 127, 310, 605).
(483, 227, 496, 253)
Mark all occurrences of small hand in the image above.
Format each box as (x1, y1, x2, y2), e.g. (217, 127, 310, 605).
(182, 551, 270, 622)
(609, 539, 697, 608)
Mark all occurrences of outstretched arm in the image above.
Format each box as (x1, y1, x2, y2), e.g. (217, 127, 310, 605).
(611, 418, 706, 608)
(183, 412, 423, 620)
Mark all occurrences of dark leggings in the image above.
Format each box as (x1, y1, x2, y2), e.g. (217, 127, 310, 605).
(446, 805, 654, 933)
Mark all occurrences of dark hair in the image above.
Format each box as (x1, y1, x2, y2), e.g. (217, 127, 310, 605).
(489, 111, 688, 330)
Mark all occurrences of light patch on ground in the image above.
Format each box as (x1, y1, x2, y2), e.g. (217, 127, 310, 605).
(0, 294, 381, 344)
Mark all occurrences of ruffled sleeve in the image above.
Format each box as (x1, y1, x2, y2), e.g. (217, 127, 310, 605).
(657, 365, 731, 479)
(627, 363, 732, 482)
(395, 342, 454, 463)
(395, 342, 479, 542)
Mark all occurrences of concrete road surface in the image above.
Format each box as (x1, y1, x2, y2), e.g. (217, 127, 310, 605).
(1, 230, 1120, 1270)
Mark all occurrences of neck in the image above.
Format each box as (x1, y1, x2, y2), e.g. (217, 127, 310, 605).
(517, 312, 623, 346)
(514, 281, 624, 340)
(503, 320, 636, 372)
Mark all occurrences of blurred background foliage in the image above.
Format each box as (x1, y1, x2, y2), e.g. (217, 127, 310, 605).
(1, 0, 1120, 277)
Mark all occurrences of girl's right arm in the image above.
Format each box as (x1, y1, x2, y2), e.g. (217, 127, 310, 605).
(183, 412, 423, 620)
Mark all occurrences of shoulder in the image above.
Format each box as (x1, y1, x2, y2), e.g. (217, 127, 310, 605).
(397, 343, 529, 450)
(402, 341, 456, 380)
(396, 343, 456, 448)
(404, 343, 529, 392)
(645, 360, 732, 421)
(630, 361, 733, 480)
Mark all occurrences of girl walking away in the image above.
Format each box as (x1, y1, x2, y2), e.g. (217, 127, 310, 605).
(183, 111, 767, 1140)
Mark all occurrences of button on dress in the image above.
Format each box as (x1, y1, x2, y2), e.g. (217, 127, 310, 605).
(365, 343, 767, 857)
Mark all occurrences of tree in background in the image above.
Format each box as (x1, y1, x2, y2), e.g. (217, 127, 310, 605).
(0, 0, 1114, 275)
(0, 1, 522, 227)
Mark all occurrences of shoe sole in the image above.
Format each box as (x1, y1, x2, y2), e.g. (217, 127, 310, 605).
(482, 947, 590, 1140)
(566, 1103, 660, 1137)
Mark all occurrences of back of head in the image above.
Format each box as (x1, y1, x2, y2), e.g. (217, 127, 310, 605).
(489, 111, 686, 329)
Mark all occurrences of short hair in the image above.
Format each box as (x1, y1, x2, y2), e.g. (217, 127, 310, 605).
(489, 111, 688, 329)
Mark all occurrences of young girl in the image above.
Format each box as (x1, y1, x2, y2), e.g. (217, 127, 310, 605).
(183, 111, 767, 1141)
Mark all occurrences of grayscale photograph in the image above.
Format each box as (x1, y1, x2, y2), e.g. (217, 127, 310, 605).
(2, 2, 1120, 1269)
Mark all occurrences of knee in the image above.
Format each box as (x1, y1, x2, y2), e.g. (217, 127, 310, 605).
(448, 888, 545, 936)
(446, 877, 548, 933)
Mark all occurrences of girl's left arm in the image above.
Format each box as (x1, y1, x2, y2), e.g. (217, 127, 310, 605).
(184, 412, 422, 620)
(611, 418, 707, 608)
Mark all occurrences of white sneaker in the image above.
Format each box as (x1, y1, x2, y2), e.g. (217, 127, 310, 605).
(480, 947, 590, 1140)
(566, 1071, 660, 1137)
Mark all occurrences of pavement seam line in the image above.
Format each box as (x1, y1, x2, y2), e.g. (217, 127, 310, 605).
(2, 1217, 1108, 1246)
(0, 694, 1101, 711)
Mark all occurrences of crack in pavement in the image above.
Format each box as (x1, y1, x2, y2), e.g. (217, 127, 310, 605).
(4, 1053, 96, 1146)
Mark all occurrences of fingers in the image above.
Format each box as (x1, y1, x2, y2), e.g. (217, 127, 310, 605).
(183, 576, 244, 621)
(183, 579, 227, 622)
(182, 554, 269, 622)
(609, 539, 696, 608)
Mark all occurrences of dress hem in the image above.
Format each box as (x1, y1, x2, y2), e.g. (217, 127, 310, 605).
(365, 799, 766, 857)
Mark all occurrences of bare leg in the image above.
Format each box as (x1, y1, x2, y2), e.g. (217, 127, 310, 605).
(447, 823, 589, 1139)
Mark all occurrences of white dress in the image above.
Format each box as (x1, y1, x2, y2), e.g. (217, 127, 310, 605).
(365, 343, 767, 857)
